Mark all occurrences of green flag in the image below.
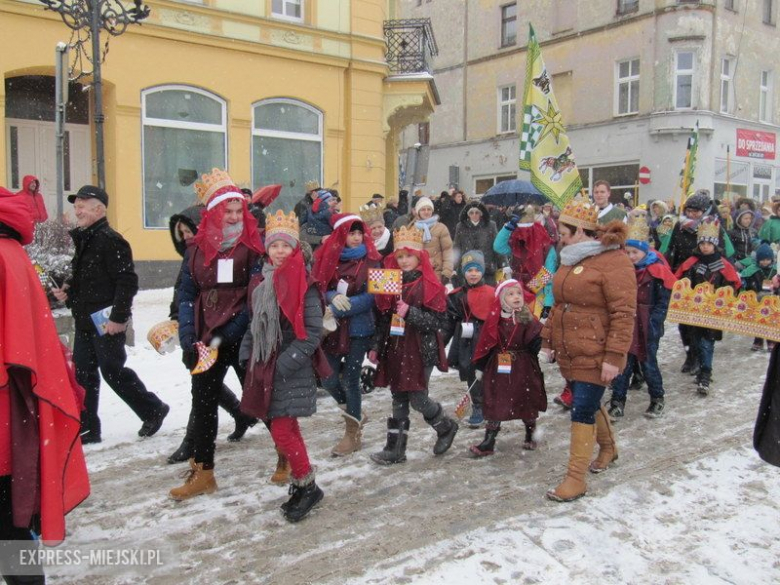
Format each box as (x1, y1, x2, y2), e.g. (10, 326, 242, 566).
(518, 24, 582, 209)
(680, 121, 699, 200)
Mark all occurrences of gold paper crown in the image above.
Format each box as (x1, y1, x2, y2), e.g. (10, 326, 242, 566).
(305, 180, 320, 192)
(265, 210, 299, 239)
(626, 215, 651, 242)
(559, 197, 599, 231)
(393, 225, 424, 251)
(667, 279, 780, 342)
(194, 168, 238, 205)
(697, 218, 720, 242)
(359, 203, 385, 225)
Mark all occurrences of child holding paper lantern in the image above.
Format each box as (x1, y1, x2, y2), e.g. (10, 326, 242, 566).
(368, 225, 459, 464)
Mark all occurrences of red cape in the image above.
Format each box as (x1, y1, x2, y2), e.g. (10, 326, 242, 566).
(0, 238, 89, 544)
(450, 284, 495, 321)
(675, 255, 742, 287)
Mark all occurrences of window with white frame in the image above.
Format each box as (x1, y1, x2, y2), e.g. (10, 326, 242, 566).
(498, 84, 517, 133)
(720, 57, 733, 114)
(615, 58, 640, 115)
(500, 3, 517, 47)
(760, 70, 773, 123)
(142, 86, 226, 228)
(714, 158, 748, 200)
(674, 51, 695, 109)
(252, 99, 322, 212)
(272, 0, 303, 22)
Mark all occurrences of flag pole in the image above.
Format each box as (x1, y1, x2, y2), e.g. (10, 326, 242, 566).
(680, 148, 691, 210)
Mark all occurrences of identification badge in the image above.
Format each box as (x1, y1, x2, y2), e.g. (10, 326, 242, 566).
(390, 313, 406, 336)
(461, 322, 474, 339)
(572, 266, 584, 275)
(217, 259, 234, 283)
(763, 279, 773, 292)
(497, 352, 512, 374)
(337, 279, 349, 295)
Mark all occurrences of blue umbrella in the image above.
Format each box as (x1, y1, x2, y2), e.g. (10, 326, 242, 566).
(481, 179, 549, 207)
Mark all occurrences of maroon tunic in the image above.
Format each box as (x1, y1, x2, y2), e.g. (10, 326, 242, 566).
(629, 268, 656, 362)
(374, 277, 446, 392)
(482, 317, 547, 421)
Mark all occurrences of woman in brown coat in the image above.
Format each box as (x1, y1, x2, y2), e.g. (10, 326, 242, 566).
(413, 197, 454, 284)
(541, 198, 637, 502)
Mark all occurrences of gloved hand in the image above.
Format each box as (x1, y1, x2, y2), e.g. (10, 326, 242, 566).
(504, 215, 520, 231)
(182, 344, 199, 371)
(474, 370, 483, 381)
(502, 266, 513, 278)
(540, 306, 551, 320)
(396, 300, 410, 318)
(331, 294, 352, 312)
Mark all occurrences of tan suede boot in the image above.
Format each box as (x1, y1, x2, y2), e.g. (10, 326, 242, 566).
(270, 449, 291, 485)
(546, 422, 596, 502)
(169, 459, 217, 501)
(331, 413, 363, 457)
(589, 405, 619, 473)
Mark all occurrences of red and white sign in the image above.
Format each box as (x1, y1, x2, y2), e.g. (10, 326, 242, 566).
(736, 129, 776, 160)
(638, 166, 651, 184)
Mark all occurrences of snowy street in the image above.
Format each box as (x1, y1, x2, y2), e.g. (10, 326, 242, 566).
(56, 288, 779, 585)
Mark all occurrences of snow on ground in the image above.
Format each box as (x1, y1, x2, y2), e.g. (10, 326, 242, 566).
(48, 288, 780, 585)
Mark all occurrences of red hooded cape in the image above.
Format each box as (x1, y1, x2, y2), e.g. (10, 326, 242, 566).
(192, 190, 265, 266)
(473, 282, 536, 362)
(311, 214, 381, 293)
(274, 246, 309, 340)
(16, 176, 48, 223)
(375, 247, 446, 313)
(509, 222, 552, 283)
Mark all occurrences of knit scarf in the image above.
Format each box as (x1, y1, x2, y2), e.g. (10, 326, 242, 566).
(374, 227, 391, 251)
(250, 262, 281, 366)
(634, 249, 661, 269)
(414, 215, 439, 243)
(340, 243, 367, 261)
(220, 222, 243, 251)
(695, 252, 724, 276)
(559, 240, 619, 266)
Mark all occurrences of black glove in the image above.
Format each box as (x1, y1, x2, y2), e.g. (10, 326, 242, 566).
(504, 215, 520, 231)
(182, 344, 199, 371)
(540, 306, 551, 320)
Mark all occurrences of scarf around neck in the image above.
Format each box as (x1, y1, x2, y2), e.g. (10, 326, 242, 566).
(375, 227, 391, 251)
(250, 262, 281, 366)
(559, 240, 618, 266)
(340, 243, 367, 261)
(634, 249, 660, 269)
(220, 222, 243, 251)
(415, 215, 439, 243)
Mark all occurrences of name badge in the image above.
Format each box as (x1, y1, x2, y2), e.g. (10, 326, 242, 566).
(217, 259, 234, 283)
(497, 352, 512, 374)
(390, 313, 406, 336)
(337, 279, 349, 295)
(461, 322, 475, 339)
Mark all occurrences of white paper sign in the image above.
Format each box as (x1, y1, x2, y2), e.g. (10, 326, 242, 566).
(461, 322, 474, 339)
(217, 259, 234, 283)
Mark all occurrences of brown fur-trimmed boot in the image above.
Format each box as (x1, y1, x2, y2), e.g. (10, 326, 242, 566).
(546, 423, 596, 502)
(589, 405, 619, 473)
(270, 449, 291, 485)
(169, 459, 218, 501)
(331, 412, 366, 457)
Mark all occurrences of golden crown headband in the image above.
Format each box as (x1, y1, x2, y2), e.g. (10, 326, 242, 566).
(359, 203, 385, 225)
(194, 168, 243, 210)
(559, 198, 599, 231)
(627, 216, 651, 242)
(393, 225, 424, 251)
(697, 219, 720, 241)
(265, 210, 299, 239)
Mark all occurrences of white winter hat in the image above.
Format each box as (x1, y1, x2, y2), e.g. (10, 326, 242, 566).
(415, 197, 434, 213)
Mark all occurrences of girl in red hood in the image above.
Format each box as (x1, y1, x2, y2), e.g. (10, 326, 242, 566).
(16, 175, 48, 224)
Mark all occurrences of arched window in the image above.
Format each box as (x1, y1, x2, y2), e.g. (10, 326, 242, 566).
(142, 86, 227, 228)
(252, 99, 322, 212)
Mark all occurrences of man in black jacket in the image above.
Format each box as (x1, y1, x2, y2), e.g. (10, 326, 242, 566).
(52, 185, 168, 443)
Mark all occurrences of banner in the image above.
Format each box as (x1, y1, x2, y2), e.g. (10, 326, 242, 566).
(679, 121, 699, 202)
(736, 129, 776, 160)
(518, 24, 582, 209)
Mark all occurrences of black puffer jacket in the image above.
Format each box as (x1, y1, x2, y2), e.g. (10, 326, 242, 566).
(439, 196, 467, 238)
(66, 218, 138, 331)
(452, 201, 501, 284)
(168, 205, 203, 320)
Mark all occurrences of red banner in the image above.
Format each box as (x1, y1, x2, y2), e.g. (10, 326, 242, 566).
(736, 129, 776, 160)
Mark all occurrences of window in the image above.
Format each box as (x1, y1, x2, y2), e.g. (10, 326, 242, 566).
(616, 0, 638, 15)
(142, 86, 227, 229)
(474, 174, 517, 196)
(763, 0, 776, 25)
(252, 99, 322, 212)
(753, 164, 774, 203)
(725, 0, 736, 10)
(578, 164, 640, 198)
(500, 3, 517, 47)
(674, 51, 695, 109)
(615, 58, 640, 115)
(272, 0, 303, 22)
(497, 84, 517, 133)
(418, 122, 430, 145)
(714, 158, 748, 201)
(760, 70, 773, 123)
(720, 57, 733, 114)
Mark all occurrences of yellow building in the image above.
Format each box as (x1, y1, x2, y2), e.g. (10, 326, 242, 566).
(1, 0, 438, 283)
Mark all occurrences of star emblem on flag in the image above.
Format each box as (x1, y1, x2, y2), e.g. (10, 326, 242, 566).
(533, 100, 565, 145)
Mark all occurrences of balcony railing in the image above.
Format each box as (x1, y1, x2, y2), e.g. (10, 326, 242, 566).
(384, 18, 439, 75)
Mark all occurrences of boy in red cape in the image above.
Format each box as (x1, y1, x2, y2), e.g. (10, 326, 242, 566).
(0, 188, 89, 582)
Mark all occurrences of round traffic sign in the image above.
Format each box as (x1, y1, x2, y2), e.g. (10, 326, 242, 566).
(639, 166, 651, 185)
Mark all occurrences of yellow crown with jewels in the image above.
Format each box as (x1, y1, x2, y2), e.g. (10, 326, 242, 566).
(627, 214, 651, 242)
(697, 217, 720, 243)
(194, 168, 238, 206)
(393, 225, 424, 251)
(359, 203, 385, 225)
(559, 196, 599, 231)
(265, 210, 299, 239)
(667, 279, 780, 342)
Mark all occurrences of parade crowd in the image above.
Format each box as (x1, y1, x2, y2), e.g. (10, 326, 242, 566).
(2, 170, 780, 582)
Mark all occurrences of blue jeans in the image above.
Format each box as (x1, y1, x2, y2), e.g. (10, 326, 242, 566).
(611, 338, 665, 402)
(322, 336, 372, 420)
(695, 336, 715, 372)
(570, 381, 607, 424)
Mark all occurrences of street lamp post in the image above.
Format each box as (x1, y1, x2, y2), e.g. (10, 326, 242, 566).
(39, 0, 150, 190)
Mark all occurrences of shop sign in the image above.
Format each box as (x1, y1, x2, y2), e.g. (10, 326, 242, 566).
(736, 129, 776, 160)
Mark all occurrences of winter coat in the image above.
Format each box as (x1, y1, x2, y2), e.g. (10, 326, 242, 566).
(665, 221, 733, 271)
(65, 218, 139, 331)
(17, 175, 48, 223)
(383, 206, 399, 228)
(629, 266, 671, 362)
(420, 221, 454, 281)
(323, 256, 379, 341)
(240, 285, 323, 419)
(441, 282, 494, 381)
(438, 197, 467, 239)
(293, 193, 314, 225)
(541, 245, 637, 386)
(452, 201, 501, 283)
(741, 262, 777, 296)
(759, 216, 780, 244)
(168, 205, 204, 320)
(728, 226, 759, 263)
(754, 342, 780, 467)
(305, 205, 333, 236)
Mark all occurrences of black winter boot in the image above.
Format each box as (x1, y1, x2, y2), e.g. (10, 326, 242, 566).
(218, 384, 258, 442)
(629, 368, 645, 391)
(283, 472, 324, 523)
(370, 418, 409, 465)
(469, 422, 500, 457)
(644, 397, 665, 418)
(607, 399, 625, 421)
(681, 349, 695, 373)
(427, 407, 459, 456)
(167, 409, 196, 464)
(697, 369, 712, 396)
(523, 420, 538, 450)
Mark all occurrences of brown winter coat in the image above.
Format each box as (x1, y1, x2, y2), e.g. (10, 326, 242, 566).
(541, 246, 637, 386)
(423, 221, 454, 281)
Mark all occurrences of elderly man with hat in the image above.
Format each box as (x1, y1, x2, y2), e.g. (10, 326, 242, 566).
(52, 185, 169, 444)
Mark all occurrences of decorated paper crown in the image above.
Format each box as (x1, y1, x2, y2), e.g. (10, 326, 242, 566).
(305, 180, 320, 192)
(194, 168, 242, 210)
(697, 217, 720, 244)
(265, 210, 299, 241)
(627, 215, 651, 242)
(393, 225, 424, 251)
(559, 196, 599, 231)
(667, 279, 780, 342)
(359, 203, 385, 225)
